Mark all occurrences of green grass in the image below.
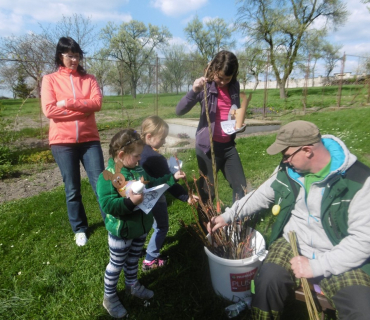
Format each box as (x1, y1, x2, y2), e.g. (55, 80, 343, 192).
(1, 83, 368, 126)
(1, 91, 370, 318)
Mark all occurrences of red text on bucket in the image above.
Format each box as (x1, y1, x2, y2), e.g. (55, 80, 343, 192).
(230, 268, 257, 292)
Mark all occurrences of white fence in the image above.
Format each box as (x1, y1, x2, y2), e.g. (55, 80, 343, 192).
(241, 72, 367, 90)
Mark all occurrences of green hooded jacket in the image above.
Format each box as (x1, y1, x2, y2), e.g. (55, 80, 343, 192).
(97, 158, 177, 239)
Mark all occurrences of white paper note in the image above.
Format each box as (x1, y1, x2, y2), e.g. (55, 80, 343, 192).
(167, 156, 182, 174)
(134, 184, 170, 214)
(221, 120, 247, 135)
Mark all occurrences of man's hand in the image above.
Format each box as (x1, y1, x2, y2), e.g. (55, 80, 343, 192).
(187, 194, 199, 205)
(290, 256, 314, 279)
(207, 215, 227, 233)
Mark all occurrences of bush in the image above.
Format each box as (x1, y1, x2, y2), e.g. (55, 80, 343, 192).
(0, 146, 15, 165)
(21, 150, 54, 164)
(0, 163, 15, 179)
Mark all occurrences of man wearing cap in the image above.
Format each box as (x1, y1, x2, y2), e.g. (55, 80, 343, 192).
(208, 120, 370, 319)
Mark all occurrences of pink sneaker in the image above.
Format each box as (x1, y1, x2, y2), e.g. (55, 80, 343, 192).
(142, 257, 167, 271)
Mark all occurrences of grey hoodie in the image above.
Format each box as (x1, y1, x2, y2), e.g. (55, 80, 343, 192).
(221, 135, 370, 278)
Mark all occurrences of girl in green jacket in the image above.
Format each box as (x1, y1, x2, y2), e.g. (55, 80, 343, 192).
(97, 129, 185, 318)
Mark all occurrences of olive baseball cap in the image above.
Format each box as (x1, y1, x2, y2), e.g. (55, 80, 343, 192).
(266, 121, 321, 155)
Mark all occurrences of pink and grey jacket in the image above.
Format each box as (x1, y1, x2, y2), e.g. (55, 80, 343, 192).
(176, 80, 241, 154)
(41, 66, 102, 145)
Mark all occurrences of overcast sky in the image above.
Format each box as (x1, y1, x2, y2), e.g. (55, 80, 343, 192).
(1, 0, 369, 95)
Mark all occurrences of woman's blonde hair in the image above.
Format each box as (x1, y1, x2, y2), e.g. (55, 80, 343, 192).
(141, 116, 169, 141)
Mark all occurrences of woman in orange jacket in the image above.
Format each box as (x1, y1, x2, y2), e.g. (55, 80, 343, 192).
(41, 37, 105, 247)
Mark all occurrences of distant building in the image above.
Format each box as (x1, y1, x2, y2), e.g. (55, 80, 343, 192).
(240, 72, 368, 90)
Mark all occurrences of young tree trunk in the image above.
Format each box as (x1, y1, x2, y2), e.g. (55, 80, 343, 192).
(253, 75, 259, 91)
(131, 79, 137, 98)
(279, 79, 287, 99)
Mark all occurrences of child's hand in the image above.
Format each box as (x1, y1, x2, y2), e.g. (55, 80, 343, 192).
(187, 194, 199, 205)
(192, 77, 207, 93)
(128, 190, 144, 205)
(174, 170, 186, 180)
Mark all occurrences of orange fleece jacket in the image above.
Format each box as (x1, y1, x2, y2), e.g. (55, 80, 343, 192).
(41, 66, 102, 144)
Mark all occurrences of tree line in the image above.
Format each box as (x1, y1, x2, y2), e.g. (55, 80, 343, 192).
(1, 0, 368, 100)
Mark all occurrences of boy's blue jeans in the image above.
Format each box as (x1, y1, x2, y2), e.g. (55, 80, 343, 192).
(146, 195, 168, 261)
(51, 141, 105, 233)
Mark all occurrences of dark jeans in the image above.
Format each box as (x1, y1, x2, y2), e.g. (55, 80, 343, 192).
(51, 141, 105, 233)
(196, 140, 247, 203)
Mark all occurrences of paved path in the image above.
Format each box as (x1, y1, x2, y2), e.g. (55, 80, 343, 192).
(163, 118, 281, 153)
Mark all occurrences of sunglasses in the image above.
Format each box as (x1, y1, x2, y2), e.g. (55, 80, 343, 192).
(282, 146, 303, 162)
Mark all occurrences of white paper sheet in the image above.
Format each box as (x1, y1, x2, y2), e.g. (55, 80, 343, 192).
(167, 156, 182, 174)
(133, 184, 170, 214)
(221, 120, 247, 135)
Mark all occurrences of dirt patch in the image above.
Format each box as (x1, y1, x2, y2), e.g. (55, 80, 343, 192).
(1, 119, 272, 204)
(0, 128, 195, 204)
(0, 140, 111, 204)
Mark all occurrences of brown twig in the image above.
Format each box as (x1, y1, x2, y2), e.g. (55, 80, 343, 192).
(203, 61, 220, 213)
(289, 231, 320, 320)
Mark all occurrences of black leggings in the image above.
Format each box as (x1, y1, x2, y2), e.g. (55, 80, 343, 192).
(195, 140, 247, 203)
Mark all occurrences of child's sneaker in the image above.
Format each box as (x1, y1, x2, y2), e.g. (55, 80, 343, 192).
(142, 257, 167, 271)
(103, 294, 127, 318)
(125, 281, 154, 299)
(74, 232, 88, 246)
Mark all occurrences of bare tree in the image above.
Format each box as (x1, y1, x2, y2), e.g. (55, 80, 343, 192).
(161, 44, 191, 94)
(137, 54, 157, 94)
(236, 0, 348, 99)
(85, 52, 114, 96)
(238, 46, 267, 90)
(300, 30, 327, 86)
(322, 43, 343, 83)
(0, 63, 18, 98)
(0, 33, 55, 97)
(106, 61, 131, 96)
(185, 51, 206, 91)
(184, 16, 235, 62)
(101, 20, 171, 98)
(39, 14, 98, 54)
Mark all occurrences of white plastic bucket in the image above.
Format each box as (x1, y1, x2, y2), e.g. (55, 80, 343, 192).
(204, 229, 267, 301)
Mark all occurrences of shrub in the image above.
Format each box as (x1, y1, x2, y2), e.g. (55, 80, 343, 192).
(0, 146, 15, 165)
(22, 150, 54, 164)
(0, 163, 15, 179)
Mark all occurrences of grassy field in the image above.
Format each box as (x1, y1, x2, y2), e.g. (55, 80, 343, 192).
(1, 83, 369, 132)
(1, 87, 370, 319)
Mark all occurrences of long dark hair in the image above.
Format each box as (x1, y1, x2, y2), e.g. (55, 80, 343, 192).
(55, 37, 86, 76)
(205, 50, 239, 83)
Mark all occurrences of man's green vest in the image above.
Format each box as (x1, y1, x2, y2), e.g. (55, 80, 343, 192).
(269, 161, 370, 276)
